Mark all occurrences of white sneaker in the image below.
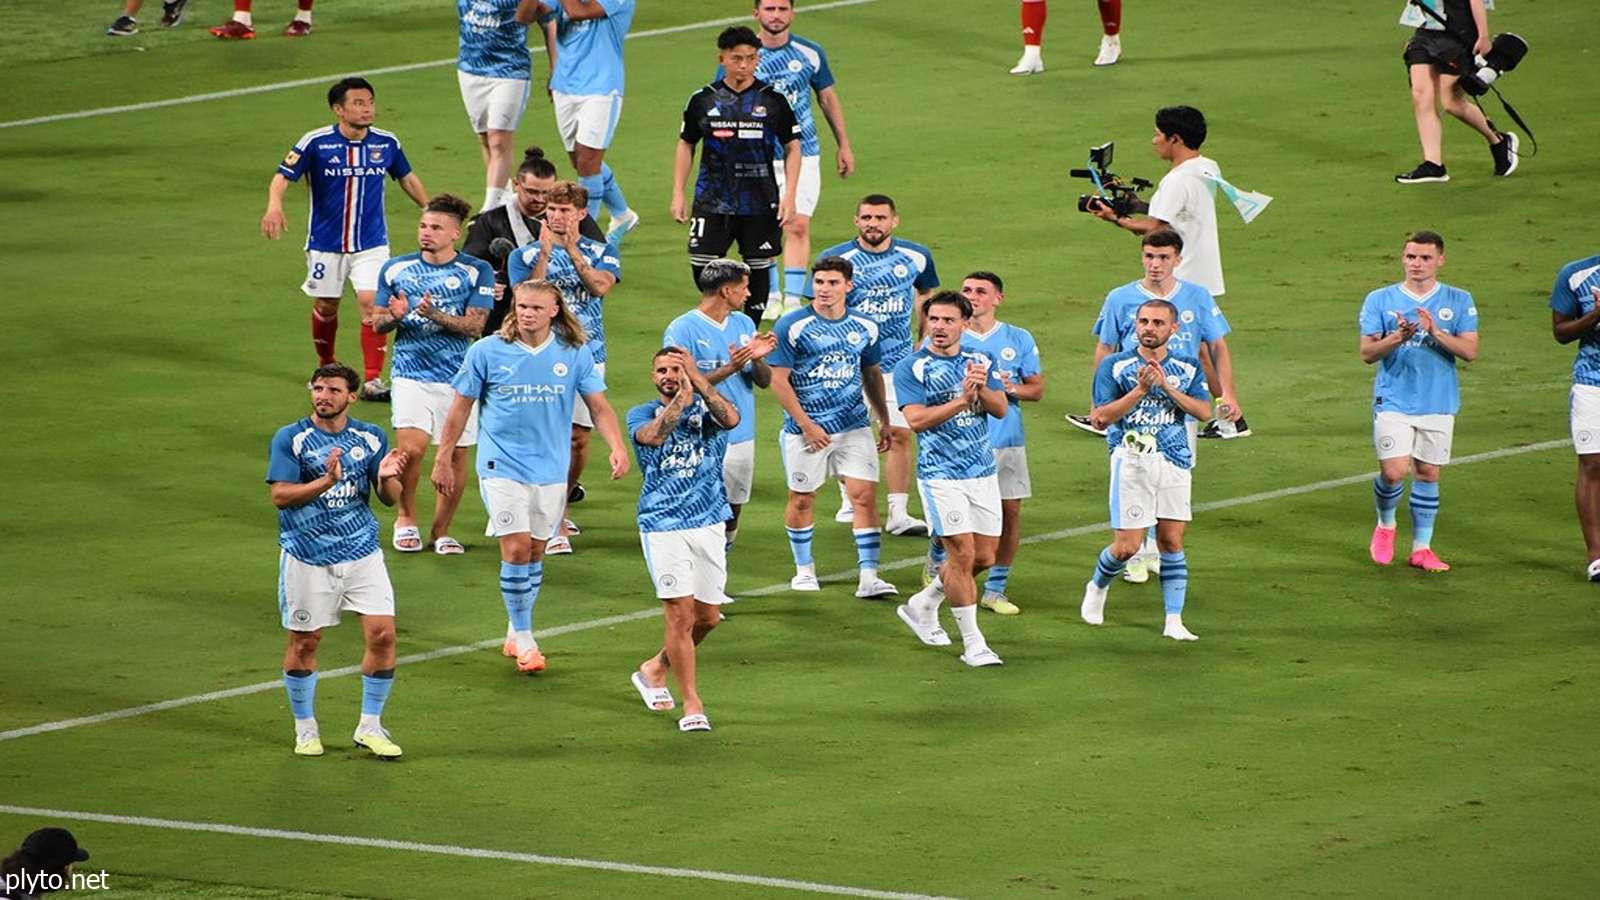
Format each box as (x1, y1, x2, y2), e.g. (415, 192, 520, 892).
(562, 517, 580, 536)
(1121, 555, 1149, 583)
(960, 646, 1004, 667)
(1094, 34, 1121, 66)
(1009, 50, 1044, 75)
(1143, 552, 1162, 578)
(790, 571, 821, 592)
(884, 515, 929, 537)
(1080, 580, 1108, 625)
(855, 576, 899, 599)
(1588, 559, 1600, 582)
(1162, 614, 1199, 641)
(544, 534, 572, 555)
(896, 603, 951, 646)
(761, 299, 783, 322)
(833, 502, 854, 524)
(605, 208, 640, 243)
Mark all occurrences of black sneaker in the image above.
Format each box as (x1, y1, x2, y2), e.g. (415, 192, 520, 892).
(1199, 416, 1253, 439)
(161, 0, 191, 28)
(1064, 413, 1107, 436)
(106, 15, 139, 36)
(1491, 131, 1519, 177)
(1395, 161, 1449, 184)
(568, 481, 586, 504)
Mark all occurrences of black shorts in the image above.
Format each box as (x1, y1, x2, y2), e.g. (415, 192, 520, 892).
(687, 212, 782, 262)
(1403, 29, 1469, 73)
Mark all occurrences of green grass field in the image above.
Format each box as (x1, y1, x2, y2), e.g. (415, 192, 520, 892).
(3, 1, 1597, 896)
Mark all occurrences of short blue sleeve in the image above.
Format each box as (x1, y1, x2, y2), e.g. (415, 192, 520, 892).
(387, 142, 413, 180)
(914, 253, 940, 292)
(594, 241, 623, 281)
(1091, 356, 1120, 406)
(374, 261, 399, 309)
(893, 358, 924, 409)
(626, 401, 656, 442)
(1184, 364, 1212, 403)
(1017, 331, 1043, 378)
(1551, 269, 1581, 316)
(811, 43, 836, 91)
(451, 341, 488, 400)
(468, 258, 497, 309)
(1358, 292, 1386, 336)
(599, 0, 633, 15)
(861, 330, 883, 368)
(506, 245, 537, 286)
(1095, 300, 1126, 347)
(277, 144, 311, 181)
(769, 321, 798, 369)
(365, 428, 391, 488)
(1200, 300, 1232, 343)
(576, 345, 607, 395)
(266, 427, 301, 483)
(1452, 291, 1479, 334)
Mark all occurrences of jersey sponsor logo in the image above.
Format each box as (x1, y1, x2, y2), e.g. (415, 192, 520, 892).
(283, 150, 301, 166)
(1438, 307, 1454, 322)
(737, 129, 765, 139)
(445, 276, 461, 290)
(322, 166, 389, 177)
(1000, 347, 1018, 361)
(552, 362, 570, 377)
(493, 383, 567, 399)
(803, 353, 859, 388)
(713, 129, 735, 138)
(854, 288, 907, 318)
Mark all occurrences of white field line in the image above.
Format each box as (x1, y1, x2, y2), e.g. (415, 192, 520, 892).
(0, 804, 949, 900)
(0, 437, 1567, 745)
(0, 0, 882, 130)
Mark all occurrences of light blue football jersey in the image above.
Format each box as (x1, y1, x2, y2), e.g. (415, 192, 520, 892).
(893, 347, 1001, 481)
(628, 396, 733, 533)
(542, 0, 634, 96)
(1092, 279, 1230, 360)
(457, 0, 531, 80)
(769, 306, 883, 435)
(663, 309, 759, 444)
(266, 417, 389, 565)
(963, 321, 1042, 449)
(506, 237, 622, 363)
(376, 252, 497, 383)
(716, 35, 834, 158)
(817, 237, 939, 372)
(451, 333, 606, 484)
(1358, 282, 1479, 415)
(1093, 349, 1211, 469)
(1550, 256, 1600, 388)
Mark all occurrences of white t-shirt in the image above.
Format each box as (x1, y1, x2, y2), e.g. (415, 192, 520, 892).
(1147, 155, 1224, 296)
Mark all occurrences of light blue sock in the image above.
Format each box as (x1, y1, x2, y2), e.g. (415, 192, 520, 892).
(1409, 480, 1440, 548)
(1159, 551, 1189, 614)
(500, 561, 534, 632)
(786, 526, 814, 566)
(783, 267, 807, 298)
(1092, 547, 1126, 588)
(1374, 476, 1403, 527)
(984, 564, 1012, 595)
(360, 670, 394, 717)
(853, 528, 881, 570)
(929, 539, 947, 565)
(600, 163, 628, 216)
(577, 173, 605, 219)
(282, 670, 317, 720)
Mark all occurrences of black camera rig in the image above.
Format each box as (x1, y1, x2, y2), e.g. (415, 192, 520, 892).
(1071, 142, 1152, 219)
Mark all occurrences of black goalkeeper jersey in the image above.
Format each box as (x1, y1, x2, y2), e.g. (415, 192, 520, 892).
(679, 78, 799, 217)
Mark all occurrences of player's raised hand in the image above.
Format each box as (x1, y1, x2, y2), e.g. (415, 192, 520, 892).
(537, 220, 556, 249)
(608, 446, 630, 480)
(261, 207, 287, 240)
(323, 447, 344, 483)
(1137, 360, 1164, 390)
(749, 331, 778, 359)
(728, 342, 755, 368)
(1414, 306, 1437, 335)
(378, 448, 408, 479)
(1391, 310, 1418, 339)
(387, 291, 411, 320)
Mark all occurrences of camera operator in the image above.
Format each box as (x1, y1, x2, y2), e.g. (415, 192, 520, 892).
(1396, 0, 1516, 184)
(1088, 106, 1225, 299)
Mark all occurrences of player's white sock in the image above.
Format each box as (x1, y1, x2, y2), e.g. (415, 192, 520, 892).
(294, 717, 319, 741)
(234, 10, 252, 26)
(795, 562, 816, 578)
(887, 493, 909, 521)
(514, 629, 537, 654)
(908, 576, 943, 616)
(1162, 614, 1198, 641)
(1018, 45, 1042, 66)
(357, 713, 383, 733)
(950, 604, 988, 654)
(294, 9, 312, 24)
(505, 620, 516, 640)
(857, 567, 880, 588)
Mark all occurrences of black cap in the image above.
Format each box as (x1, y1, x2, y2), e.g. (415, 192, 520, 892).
(20, 828, 90, 868)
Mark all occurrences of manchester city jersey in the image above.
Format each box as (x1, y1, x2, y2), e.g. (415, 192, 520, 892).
(628, 397, 733, 533)
(376, 252, 497, 383)
(818, 237, 939, 371)
(1093, 280, 1230, 361)
(1358, 282, 1479, 415)
(893, 348, 1001, 481)
(458, 0, 531, 80)
(663, 309, 759, 444)
(963, 322, 1042, 449)
(278, 125, 412, 254)
(506, 237, 622, 363)
(770, 306, 882, 436)
(452, 334, 606, 485)
(717, 35, 834, 158)
(1093, 350, 1210, 469)
(1550, 256, 1600, 388)
(266, 417, 389, 566)
(542, 0, 634, 96)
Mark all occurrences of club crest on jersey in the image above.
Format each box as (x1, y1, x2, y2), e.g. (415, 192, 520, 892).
(348, 446, 368, 462)
(1438, 307, 1454, 322)
(552, 362, 570, 377)
(445, 276, 461, 291)
(845, 331, 861, 344)
(752, 106, 767, 117)
(787, 59, 804, 72)
(1165, 374, 1181, 388)
(893, 264, 909, 278)
(1180, 310, 1196, 324)
(369, 148, 385, 164)
(1000, 347, 1018, 361)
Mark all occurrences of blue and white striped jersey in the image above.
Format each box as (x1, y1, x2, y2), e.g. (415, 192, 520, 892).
(266, 417, 389, 565)
(457, 0, 531, 80)
(819, 237, 939, 372)
(1093, 350, 1210, 469)
(376, 252, 497, 383)
(507, 237, 622, 363)
(277, 126, 412, 254)
(629, 396, 733, 533)
(893, 348, 1001, 481)
(769, 306, 883, 436)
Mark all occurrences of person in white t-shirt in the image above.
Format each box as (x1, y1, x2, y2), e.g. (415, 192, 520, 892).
(1089, 106, 1224, 298)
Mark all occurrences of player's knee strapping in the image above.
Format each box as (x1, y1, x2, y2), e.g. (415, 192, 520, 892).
(1159, 551, 1188, 614)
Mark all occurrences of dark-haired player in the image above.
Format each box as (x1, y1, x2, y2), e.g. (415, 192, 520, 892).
(262, 77, 429, 401)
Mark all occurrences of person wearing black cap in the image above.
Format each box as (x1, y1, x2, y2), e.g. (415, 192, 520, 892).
(1, 827, 90, 897)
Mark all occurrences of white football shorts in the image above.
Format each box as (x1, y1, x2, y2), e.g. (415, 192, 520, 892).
(457, 70, 533, 134)
(1571, 385, 1600, 455)
(918, 475, 1003, 537)
(278, 549, 394, 632)
(551, 91, 623, 151)
(1373, 411, 1455, 465)
(772, 154, 822, 218)
(641, 523, 728, 603)
(723, 439, 755, 505)
(1109, 445, 1193, 529)
(303, 246, 388, 298)
(481, 478, 567, 540)
(871, 370, 909, 429)
(993, 445, 1032, 500)
(781, 426, 879, 492)
(392, 377, 478, 446)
